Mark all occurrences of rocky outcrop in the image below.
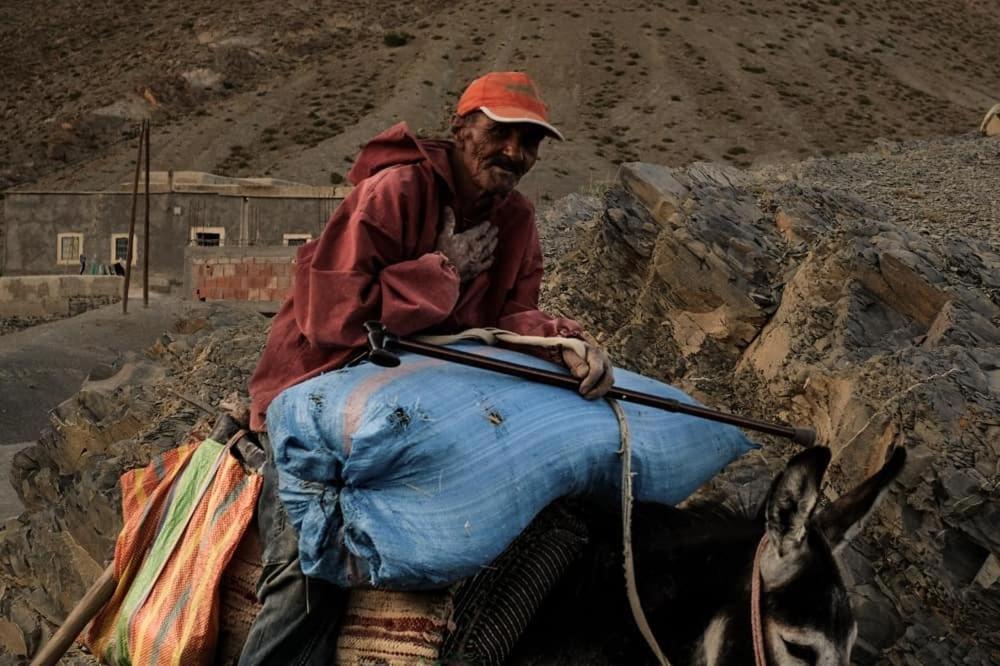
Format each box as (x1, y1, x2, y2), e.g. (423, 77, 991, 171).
(0, 306, 266, 662)
(539, 157, 1000, 664)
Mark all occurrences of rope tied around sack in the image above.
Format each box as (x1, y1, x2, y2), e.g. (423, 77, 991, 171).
(751, 534, 769, 666)
(611, 398, 770, 666)
(422, 329, 668, 663)
(608, 398, 671, 666)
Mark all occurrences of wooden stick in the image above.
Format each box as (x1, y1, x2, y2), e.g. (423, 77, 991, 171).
(122, 121, 145, 314)
(29, 564, 116, 666)
(143, 118, 151, 308)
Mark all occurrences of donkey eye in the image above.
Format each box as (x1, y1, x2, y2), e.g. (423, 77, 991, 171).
(782, 639, 818, 665)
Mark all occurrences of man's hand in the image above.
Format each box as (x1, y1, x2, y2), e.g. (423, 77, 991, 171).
(561, 333, 615, 400)
(435, 207, 499, 281)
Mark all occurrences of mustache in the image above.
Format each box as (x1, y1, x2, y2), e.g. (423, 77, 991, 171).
(489, 156, 525, 175)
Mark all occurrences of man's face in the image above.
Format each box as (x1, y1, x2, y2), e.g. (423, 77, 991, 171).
(453, 112, 546, 196)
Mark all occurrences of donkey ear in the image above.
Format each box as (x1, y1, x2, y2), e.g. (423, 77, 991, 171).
(814, 447, 906, 552)
(764, 447, 831, 556)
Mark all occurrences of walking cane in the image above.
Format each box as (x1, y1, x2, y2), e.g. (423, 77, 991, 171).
(364, 321, 816, 447)
(29, 567, 116, 666)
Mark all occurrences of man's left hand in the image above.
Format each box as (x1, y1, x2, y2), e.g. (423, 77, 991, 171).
(561, 333, 615, 400)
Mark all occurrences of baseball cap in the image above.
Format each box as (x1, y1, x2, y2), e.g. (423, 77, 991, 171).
(456, 72, 565, 141)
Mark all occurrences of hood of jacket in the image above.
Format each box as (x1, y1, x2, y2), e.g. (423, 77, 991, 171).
(346, 122, 454, 190)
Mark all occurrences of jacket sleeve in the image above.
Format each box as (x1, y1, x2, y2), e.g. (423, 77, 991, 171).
(496, 223, 584, 339)
(294, 168, 460, 349)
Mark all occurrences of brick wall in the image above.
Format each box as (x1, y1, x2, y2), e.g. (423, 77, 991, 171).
(185, 246, 297, 307)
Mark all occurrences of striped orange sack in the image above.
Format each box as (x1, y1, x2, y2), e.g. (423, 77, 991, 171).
(82, 434, 262, 665)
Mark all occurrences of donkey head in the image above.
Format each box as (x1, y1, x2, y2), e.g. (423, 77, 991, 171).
(724, 445, 906, 666)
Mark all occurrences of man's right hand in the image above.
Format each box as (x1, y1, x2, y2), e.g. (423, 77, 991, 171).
(435, 207, 498, 281)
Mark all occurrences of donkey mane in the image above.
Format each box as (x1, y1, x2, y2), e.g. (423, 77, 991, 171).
(537, 498, 769, 663)
(629, 500, 765, 660)
(635, 497, 763, 554)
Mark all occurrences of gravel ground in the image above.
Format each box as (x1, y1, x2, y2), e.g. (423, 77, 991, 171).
(754, 132, 1000, 252)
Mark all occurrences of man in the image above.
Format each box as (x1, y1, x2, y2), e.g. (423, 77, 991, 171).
(241, 71, 614, 665)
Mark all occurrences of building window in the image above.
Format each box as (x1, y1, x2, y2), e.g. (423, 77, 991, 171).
(195, 232, 222, 246)
(190, 226, 226, 247)
(56, 232, 84, 265)
(282, 233, 312, 247)
(110, 233, 137, 265)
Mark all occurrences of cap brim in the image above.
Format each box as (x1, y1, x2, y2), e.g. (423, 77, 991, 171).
(480, 106, 565, 141)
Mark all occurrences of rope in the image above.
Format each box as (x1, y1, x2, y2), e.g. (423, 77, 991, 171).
(608, 398, 670, 666)
(750, 534, 769, 666)
(416, 327, 588, 359)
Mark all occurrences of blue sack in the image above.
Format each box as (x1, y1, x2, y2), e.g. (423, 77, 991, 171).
(267, 343, 756, 589)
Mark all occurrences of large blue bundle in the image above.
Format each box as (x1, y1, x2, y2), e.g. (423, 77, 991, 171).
(267, 344, 755, 589)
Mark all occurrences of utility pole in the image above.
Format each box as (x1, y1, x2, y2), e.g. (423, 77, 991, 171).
(143, 119, 151, 307)
(123, 120, 146, 314)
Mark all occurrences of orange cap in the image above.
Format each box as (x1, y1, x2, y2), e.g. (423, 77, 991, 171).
(456, 72, 564, 141)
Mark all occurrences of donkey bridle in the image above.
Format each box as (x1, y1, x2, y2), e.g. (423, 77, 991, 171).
(750, 534, 770, 666)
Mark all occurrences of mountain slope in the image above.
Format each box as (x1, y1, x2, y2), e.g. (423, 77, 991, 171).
(1, 0, 998, 200)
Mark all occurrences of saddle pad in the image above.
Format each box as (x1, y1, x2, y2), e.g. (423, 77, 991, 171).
(215, 528, 453, 666)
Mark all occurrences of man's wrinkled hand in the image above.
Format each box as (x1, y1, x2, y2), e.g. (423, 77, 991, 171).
(561, 333, 615, 400)
(435, 207, 498, 282)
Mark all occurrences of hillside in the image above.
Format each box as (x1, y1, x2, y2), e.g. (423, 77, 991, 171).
(1, 131, 997, 664)
(2, 0, 998, 200)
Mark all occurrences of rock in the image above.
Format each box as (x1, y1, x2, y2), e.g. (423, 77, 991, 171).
(979, 103, 1000, 137)
(851, 583, 905, 652)
(181, 67, 224, 92)
(542, 154, 1000, 662)
(973, 554, 1000, 590)
(616, 162, 690, 225)
(773, 201, 836, 243)
(923, 300, 1000, 349)
(0, 619, 26, 657)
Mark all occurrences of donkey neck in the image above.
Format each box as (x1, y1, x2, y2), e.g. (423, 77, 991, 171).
(633, 502, 764, 662)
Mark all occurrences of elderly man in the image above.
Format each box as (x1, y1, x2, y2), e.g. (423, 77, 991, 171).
(240, 71, 614, 665)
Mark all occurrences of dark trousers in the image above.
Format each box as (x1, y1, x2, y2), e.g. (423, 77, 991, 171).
(238, 434, 348, 666)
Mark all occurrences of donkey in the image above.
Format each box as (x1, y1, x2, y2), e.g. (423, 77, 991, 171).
(511, 445, 906, 666)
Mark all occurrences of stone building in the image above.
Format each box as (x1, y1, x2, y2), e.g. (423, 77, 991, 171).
(0, 171, 349, 294)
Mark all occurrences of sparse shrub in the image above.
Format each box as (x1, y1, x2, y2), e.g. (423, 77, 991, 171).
(741, 65, 767, 74)
(330, 172, 344, 185)
(383, 31, 413, 48)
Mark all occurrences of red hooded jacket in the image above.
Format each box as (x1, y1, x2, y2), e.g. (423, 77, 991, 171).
(248, 123, 583, 431)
